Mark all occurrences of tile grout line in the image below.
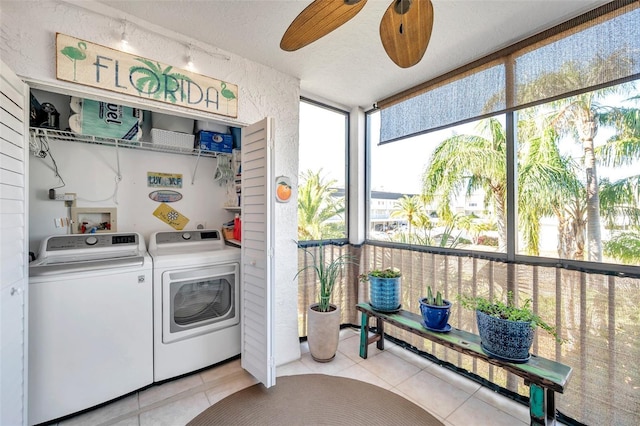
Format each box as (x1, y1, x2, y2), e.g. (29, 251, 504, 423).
(76, 337, 536, 426)
(468, 386, 529, 425)
(98, 370, 254, 426)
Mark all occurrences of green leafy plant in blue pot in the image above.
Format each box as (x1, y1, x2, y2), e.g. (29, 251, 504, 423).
(458, 292, 564, 363)
(419, 286, 452, 332)
(360, 267, 402, 312)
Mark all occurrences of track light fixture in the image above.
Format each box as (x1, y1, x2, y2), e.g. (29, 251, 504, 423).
(121, 20, 128, 45)
(114, 17, 231, 63)
(187, 44, 194, 68)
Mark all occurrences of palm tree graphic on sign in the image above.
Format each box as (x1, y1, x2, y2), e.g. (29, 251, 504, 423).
(130, 58, 191, 103)
(61, 42, 87, 81)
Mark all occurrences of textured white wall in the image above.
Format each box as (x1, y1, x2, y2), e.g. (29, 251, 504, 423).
(1, 0, 301, 366)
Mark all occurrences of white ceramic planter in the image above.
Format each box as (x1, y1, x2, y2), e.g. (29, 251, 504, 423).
(307, 303, 341, 362)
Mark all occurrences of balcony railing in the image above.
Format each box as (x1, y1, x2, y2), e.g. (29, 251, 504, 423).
(297, 242, 640, 426)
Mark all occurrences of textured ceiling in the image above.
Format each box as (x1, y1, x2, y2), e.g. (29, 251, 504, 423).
(96, 0, 609, 110)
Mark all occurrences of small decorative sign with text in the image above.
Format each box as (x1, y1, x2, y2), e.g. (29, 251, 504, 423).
(147, 172, 183, 188)
(56, 33, 238, 118)
(153, 203, 189, 230)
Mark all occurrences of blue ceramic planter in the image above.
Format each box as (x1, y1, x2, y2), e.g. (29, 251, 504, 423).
(368, 276, 401, 312)
(476, 310, 535, 362)
(419, 298, 451, 330)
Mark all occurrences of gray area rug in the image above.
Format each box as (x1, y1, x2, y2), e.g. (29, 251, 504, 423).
(188, 373, 443, 425)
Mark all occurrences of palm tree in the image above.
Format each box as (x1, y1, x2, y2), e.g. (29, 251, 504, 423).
(421, 115, 586, 257)
(599, 176, 640, 264)
(422, 118, 508, 251)
(390, 195, 421, 240)
(517, 119, 586, 258)
(297, 169, 345, 240)
(604, 231, 640, 264)
(518, 54, 637, 261)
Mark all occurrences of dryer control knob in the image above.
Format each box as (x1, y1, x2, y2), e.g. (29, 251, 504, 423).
(85, 236, 98, 246)
(182, 233, 192, 240)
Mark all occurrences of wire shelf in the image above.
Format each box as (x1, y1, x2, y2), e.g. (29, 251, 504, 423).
(29, 127, 223, 159)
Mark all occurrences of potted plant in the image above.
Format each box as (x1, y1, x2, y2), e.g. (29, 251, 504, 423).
(296, 244, 355, 362)
(419, 286, 452, 332)
(360, 267, 402, 312)
(458, 292, 563, 363)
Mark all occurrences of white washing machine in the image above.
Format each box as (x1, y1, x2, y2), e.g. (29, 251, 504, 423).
(28, 232, 153, 425)
(148, 229, 241, 382)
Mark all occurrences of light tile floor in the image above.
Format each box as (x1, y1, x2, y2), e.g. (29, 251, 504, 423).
(57, 328, 534, 426)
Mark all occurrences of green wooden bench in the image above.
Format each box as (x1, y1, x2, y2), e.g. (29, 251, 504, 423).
(356, 302, 572, 426)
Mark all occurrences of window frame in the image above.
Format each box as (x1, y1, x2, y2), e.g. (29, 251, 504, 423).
(298, 96, 350, 243)
(366, 92, 640, 278)
(365, 0, 640, 278)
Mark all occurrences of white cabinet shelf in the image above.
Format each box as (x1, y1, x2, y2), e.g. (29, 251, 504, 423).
(224, 206, 241, 212)
(29, 127, 226, 159)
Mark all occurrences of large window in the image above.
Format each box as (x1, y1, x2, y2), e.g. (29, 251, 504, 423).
(360, 4, 640, 425)
(369, 113, 507, 253)
(368, 79, 640, 266)
(368, 1, 640, 268)
(298, 99, 348, 241)
(516, 81, 640, 264)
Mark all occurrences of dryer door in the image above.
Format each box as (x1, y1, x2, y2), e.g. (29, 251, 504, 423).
(162, 263, 239, 343)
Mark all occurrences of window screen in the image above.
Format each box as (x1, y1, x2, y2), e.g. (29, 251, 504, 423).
(379, 1, 640, 144)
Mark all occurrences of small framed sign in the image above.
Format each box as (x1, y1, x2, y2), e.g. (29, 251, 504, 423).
(148, 172, 183, 188)
(56, 33, 238, 118)
(148, 190, 183, 203)
(152, 203, 189, 230)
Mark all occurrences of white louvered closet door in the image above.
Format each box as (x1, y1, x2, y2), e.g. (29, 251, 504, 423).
(0, 60, 28, 425)
(240, 117, 275, 388)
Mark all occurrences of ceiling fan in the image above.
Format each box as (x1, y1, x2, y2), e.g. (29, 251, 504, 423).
(280, 0, 434, 68)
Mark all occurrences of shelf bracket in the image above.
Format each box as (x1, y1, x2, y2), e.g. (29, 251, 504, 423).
(191, 149, 203, 185)
(115, 138, 122, 181)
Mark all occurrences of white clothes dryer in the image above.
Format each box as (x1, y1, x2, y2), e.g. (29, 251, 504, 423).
(28, 232, 153, 425)
(148, 230, 241, 382)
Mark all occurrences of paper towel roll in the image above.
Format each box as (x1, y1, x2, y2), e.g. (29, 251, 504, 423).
(68, 113, 81, 134)
(70, 97, 82, 113)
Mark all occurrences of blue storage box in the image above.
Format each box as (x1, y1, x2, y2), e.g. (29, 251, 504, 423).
(196, 131, 233, 153)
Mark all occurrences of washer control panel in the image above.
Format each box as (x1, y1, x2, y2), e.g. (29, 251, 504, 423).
(46, 233, 139, 251)
(154, 230, 221, 245)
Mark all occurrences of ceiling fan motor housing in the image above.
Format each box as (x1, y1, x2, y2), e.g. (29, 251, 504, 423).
(394, 0, 413, 15)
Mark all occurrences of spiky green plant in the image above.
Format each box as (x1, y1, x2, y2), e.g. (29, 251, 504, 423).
(296, 244, 356, 312)
(425, 286, 445, 306)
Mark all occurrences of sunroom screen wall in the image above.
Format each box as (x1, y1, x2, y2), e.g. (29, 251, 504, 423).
(297, 243, 640, 425)
(379, 0, 640, 144)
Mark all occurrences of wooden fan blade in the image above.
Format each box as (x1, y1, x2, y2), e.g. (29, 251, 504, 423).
(280, 0, 368, 51)
(380, 0, 434, 68)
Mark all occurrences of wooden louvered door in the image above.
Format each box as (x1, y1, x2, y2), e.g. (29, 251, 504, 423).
(0, 60, 29, 425)
(240, 117, 275, 388)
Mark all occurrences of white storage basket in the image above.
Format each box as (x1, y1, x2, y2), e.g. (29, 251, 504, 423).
(151, 128, 195, 150)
